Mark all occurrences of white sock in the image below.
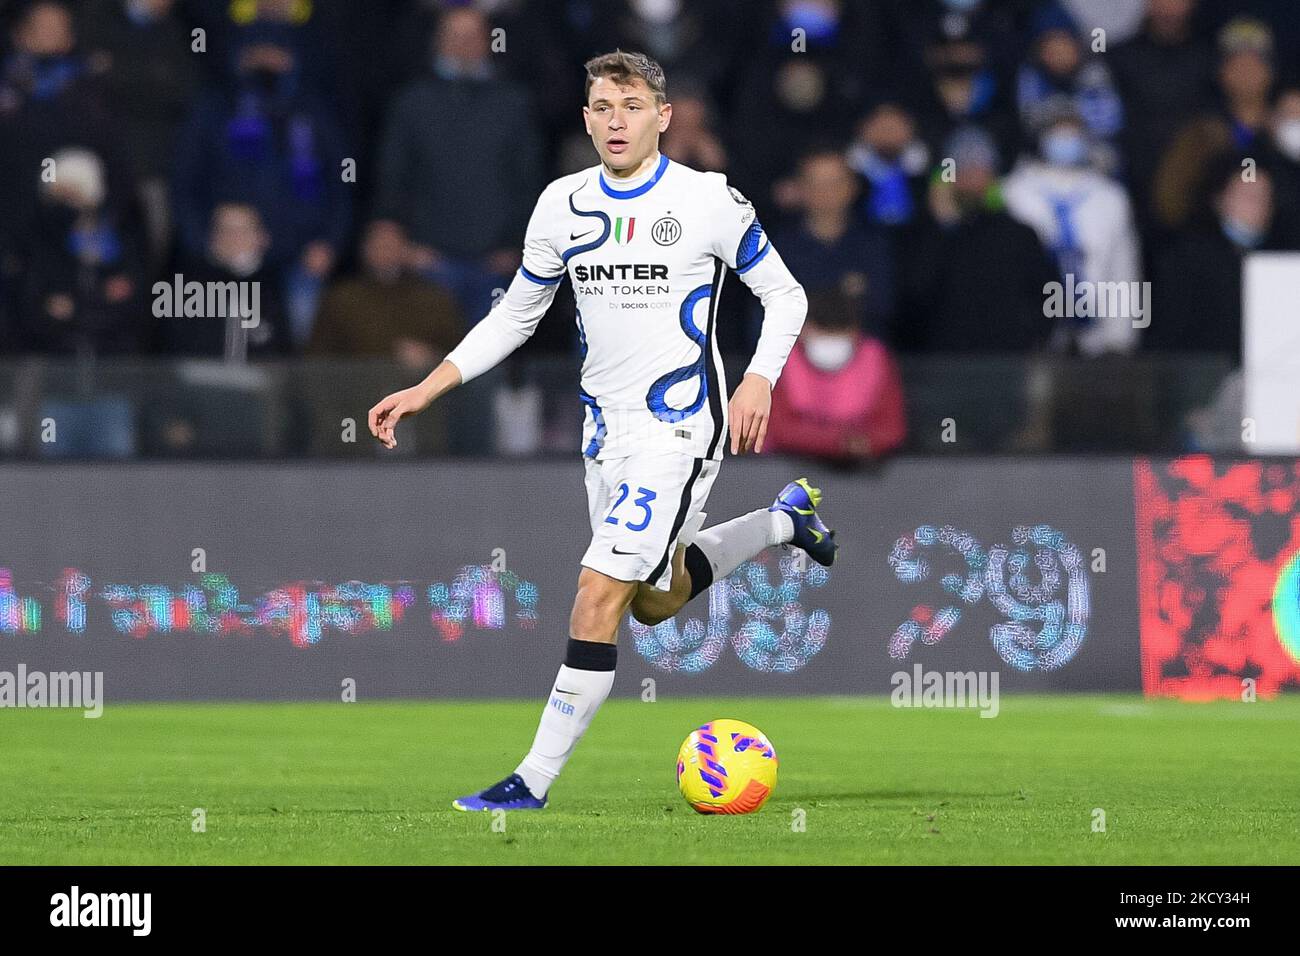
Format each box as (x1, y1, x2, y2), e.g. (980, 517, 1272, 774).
(515, 663, 614, 798)
(692, 508, 793, 582)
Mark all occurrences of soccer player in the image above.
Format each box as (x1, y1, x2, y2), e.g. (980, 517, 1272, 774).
(368, 50, 837, 811)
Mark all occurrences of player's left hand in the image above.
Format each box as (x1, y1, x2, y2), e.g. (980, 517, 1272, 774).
(729, 373, 772, 455)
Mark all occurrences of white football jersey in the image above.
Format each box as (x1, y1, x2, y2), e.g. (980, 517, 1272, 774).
(445, 153, 807, 460)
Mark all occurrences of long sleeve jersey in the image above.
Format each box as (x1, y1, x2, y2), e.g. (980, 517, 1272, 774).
(445, 153, 807, 460)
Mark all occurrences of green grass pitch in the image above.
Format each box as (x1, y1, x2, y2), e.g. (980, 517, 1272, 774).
(2, 695, 1297, 865)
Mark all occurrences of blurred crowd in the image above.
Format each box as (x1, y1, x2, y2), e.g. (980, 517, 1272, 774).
(1, 0, 1297, 458)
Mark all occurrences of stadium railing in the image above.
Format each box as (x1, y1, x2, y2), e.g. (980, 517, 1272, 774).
(0, 354, 1236, 459)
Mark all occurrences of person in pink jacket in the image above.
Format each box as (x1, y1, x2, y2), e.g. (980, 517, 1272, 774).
(766, 289, 907, 462)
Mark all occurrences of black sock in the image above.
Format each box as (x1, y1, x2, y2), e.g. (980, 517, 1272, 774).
(684, 543, 714, 600)
(564, 637, 617, 671)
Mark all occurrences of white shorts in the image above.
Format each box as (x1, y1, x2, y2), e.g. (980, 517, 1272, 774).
(581, 451, 720, 591)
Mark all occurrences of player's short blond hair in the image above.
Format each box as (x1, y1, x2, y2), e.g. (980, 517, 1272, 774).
(583, 50, 667, 105)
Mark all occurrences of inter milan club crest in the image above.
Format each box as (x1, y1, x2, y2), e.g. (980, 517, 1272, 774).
(652, 217, 682, 246)
(613, 216, 636, 244)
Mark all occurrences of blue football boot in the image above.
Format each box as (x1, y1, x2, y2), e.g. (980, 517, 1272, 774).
(451, 773, 547, 812)
(770, 477, 838, 566)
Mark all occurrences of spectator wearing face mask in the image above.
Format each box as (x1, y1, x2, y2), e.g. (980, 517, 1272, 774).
(1003, 107, 1142, 354)
(1147, 158, 1287, 359)
(1016, 3, 1124, 175)
(902, 125, 1059, 353)
(1258, 87, 1300, 245)
(764, 289, 906, 462)
(158, 201, 289, 359)
(1267, 88, 1300, 168)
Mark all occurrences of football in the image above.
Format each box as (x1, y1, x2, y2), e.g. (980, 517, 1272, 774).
(676, 719, 779, 814)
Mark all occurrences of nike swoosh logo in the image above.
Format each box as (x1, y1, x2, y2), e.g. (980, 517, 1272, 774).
(612, 547, 638, 555)
(570, 229, 597, 241)
(554, 688, 579, 695)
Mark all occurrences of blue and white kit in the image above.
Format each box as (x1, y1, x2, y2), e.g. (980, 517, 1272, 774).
(445, 153, 807, 588)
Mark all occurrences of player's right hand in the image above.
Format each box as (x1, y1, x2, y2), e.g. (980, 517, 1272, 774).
(368, 385, 433, 449)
